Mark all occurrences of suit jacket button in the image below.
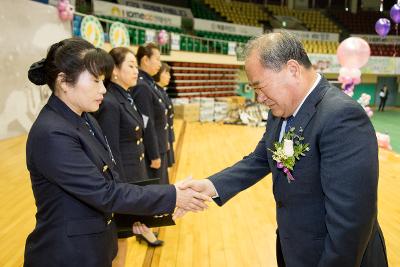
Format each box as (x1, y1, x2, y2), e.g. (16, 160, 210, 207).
(140, 138, 143, 142)
(276, 201, 283, 208)
(137, 140, 140, 145)
(169, 105, 172, 109)
(159, 98, 162, 103)
(135, 126, 139, 131)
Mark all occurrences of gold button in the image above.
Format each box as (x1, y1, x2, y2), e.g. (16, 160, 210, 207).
(102, 165, 108, 172)
(170, 126, 174, 129)
(107, 219, 112, 225)
(135, 126, 139, 131)
(137, 140, 140, 145)
(169, 105, 172, 109)
(141, 153, 144, 157)
(165, 109, 168, 115)
(140, 138, 143, 142)
(159, 99, 162, 103)
(170, 114, 174, 118)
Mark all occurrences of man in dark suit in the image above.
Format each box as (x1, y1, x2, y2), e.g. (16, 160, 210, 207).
(177, 31, 388, 267)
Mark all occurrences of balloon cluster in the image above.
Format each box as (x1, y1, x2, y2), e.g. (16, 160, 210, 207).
(375, 3, 400, 37)
(157, 30, 169, 45)
(376, 132, 392, 150)
(357, 93, 373, 118)
(58, 0, 74, 22)
(336, 37, 370, 96)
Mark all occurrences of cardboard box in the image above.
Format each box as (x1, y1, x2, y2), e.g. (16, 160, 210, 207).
(174, 103, 200, 122)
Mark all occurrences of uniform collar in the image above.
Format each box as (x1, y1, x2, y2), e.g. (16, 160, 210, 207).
(108, 81, 130, 100)
(47, 94, 86, 128)
(138, 69, 155, 84)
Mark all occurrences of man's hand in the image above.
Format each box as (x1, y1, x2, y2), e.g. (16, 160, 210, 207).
(173, 179, 218, 220)
(178, 179, 218, 198)
(175, 184, 212, 212)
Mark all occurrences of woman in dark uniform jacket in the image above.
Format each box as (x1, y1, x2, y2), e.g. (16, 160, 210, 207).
(130, 43, 170, 184)
(153, 62, 175, 167)
(24, 38, 209, 267)
(94, 47, 162, 267)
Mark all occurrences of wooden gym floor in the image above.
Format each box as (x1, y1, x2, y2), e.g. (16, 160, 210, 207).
(0, 120, 399, 267)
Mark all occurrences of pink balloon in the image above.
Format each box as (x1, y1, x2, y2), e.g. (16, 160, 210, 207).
(60, 10, 69, 21)
(157, 30, 169, 45)
(339, 75, 353, 85)
(58, 1, 67, 11)
(353, 76, 361, 85)
(337, 37, 371, 69)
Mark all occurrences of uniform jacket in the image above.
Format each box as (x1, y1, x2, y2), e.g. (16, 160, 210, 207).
(24, 94, 176, 267)
(130, 70, 169, 161)
(95, 81, 147, 182)
(208, 78, 388, 267)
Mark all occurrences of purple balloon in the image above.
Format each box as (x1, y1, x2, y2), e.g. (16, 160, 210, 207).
(375, 18, 391, 37)
(390, 4, 400, 24)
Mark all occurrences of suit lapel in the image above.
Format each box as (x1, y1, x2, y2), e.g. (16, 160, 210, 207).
(109, 85, 145, 129)
(289, 77, 331, 137)
(47, 94, 116, 179)
(266, 77, 331, 183)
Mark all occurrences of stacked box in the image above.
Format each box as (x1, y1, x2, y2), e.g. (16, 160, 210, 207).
(172, 97, 189, 105)
(191, 97, 215, 122)
(230, 96, 246, 105)
(174, 103, 200, 122)
(214, 100, 229, 122)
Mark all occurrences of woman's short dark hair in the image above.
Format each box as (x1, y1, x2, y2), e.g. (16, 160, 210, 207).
(153, 62, 171, 82)
(107, 47, 135, 82)
(28, 37, 114, 91)
(136, 43, 159, 66)
(109, 47, 135, 68)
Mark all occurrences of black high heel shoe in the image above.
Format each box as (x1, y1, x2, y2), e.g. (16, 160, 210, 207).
(136, 234, 164, 247)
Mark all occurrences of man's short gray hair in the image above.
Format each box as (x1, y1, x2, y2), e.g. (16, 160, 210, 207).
(244, 30, 312, 72)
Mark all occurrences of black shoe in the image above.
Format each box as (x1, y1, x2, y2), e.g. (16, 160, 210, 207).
(136, 234, 164, 247)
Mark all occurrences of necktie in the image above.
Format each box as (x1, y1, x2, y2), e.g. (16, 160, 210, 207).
(284, 116, 294, 133)
(83, 114, 116, 164)
(126, 93, 134, 106)
(84, 120, 95, 136)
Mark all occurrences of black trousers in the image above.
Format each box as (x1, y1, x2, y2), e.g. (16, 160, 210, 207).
(276, 231, 286, 267)
(378, 97, 387, 111)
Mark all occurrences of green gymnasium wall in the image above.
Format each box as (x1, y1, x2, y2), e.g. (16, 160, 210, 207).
(353, 84, 377, 105)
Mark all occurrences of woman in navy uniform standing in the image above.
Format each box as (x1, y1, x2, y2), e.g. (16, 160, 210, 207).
(94, 47, 163, 267)
(130, 43, 170, 184)
(153, 62, 175, 168)
(24, 38, 210, 267)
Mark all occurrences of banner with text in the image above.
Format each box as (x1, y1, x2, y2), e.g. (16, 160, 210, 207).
(274, 29, 339, 42)
(351, 34, 400, 44)
(194, 18, 263, 37)
(93, 0, 181, 27)
(117, 0, 193, 18)
(308, 54, 400, 74)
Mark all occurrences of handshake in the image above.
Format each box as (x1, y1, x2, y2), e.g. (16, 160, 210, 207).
(173, 177, 217, 220)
